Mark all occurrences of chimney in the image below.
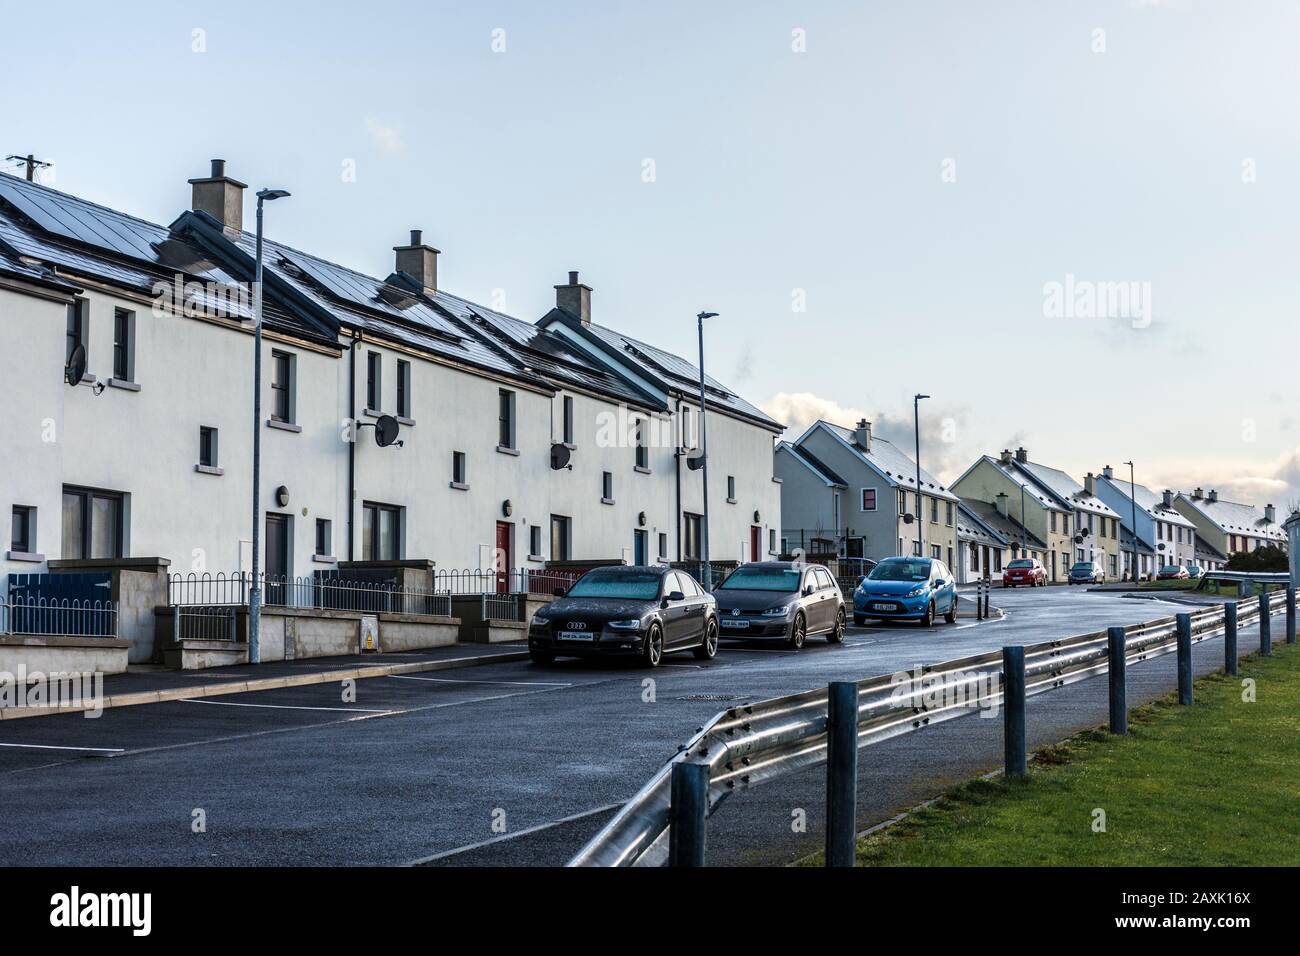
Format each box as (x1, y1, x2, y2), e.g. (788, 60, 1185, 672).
(1207, 489, 1218, 503)
(1265, 503, 1276, 523)
(1192, 487, 1203, 500)
(999, 449, 1013, 465)
(394, 229, 440, 295)
(555, 270, 592, 325)
(996, 493, 1009, 518)
(1084, 472, 1096, 497)
(1015, 447, 1028, 463)
(188, 159, 247, 234)
(1162, 489, 1173, 508)
(1102, 465, 1114, 479)
(854, 419, 872, 452)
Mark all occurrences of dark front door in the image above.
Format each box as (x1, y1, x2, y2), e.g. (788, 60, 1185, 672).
(750, 526, 761, 562)
(495, 521, 513, 593)
(265, 514, 289, 606)
(633, 529, 647, 566)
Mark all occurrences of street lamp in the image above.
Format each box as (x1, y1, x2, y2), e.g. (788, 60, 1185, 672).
(913, 393, 929, 557)
(249, 186, 291, 665)
(696, 311, 718, 589)
(1124, 461, 1139, 583)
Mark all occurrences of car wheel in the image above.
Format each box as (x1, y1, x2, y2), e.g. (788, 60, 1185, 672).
(641, 624, 664, 668)
(921, 601, 934, 628)
(694, 617, 719, 660)
(828, 607, 846, 644)
(788, 613, 806, 650)
(853, 613, 866, 627)
(944, 600, 956, 624)
(529, 649, 555, 666)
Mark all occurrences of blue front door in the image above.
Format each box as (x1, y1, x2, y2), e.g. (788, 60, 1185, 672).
(633, 530, 647, 565)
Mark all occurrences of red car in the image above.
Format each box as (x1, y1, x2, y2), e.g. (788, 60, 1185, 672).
(1157, 564, 1189, 580)
(1003, 558, 1046, 587)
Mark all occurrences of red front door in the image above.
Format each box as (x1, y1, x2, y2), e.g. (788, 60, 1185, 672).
(750, 526, 761, 561)
(495, 521, 513, 593)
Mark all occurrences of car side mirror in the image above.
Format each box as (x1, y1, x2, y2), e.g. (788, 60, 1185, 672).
(855, 575, 866, 586)
(667, 590, 685, 603)
(553, 587, 566, 598)
(803, 585, 814, 596)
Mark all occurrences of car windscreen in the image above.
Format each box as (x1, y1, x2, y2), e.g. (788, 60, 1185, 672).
(1007, 560, 1033, 569)
(1160, 566, 1180, 573)
(1070, 563, 1093, 571)
(717, 567, 801, 592)
(869, 560, 930, 582)
(566, 573, 662, 601)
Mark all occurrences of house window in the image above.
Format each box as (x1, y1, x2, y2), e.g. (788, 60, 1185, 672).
(658, 532, 669, 560)
(199, 426, 218, 467)
(498, 389, 516, 449)
(912, 539, 922, 556)
(683, 512, 703, 560)
(452, 451, 467, 486)
(11, 506, 35, 553)
(727, 476, 736, 501)
(1050, 512, 1057, 534)
(112, 308, 134, 381)
(930, 497, 938, 523)
(945, 502, 954, 526)
(769, 529, 777, 553)
(602, 471, 614, 502)
(931, 544, 941, 560)
(61, 486, 124, 560)
(396, 360, 411, 418)
(898, 490, 908, 516)
(315, 518, 332, 557)
(366, 351, 382, 411)
(529, 524, 543, 558)
(270, 350, 294, 423)
(550, 515, 572, 560)
(65, 298, 87, 367)
(634, 419, 648, 469)
(562, 395, 574, 444)
(361, 501, 402, 561)
(994, 550, 1003, 572)
(861, 488, 877, 511)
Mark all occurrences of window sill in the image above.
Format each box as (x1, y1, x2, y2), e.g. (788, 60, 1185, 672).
(726, 498, 737, 504)
(601, 497, 615, 506)
(527, 554, 545, 563)
(194, 464, 224, 477)
(396, 416, 416, 427)
(267, 419, 302, 433)
(449, 481, 469, 491)
(634, 465, 652, 475)
(5, 551, 44, 563)
(312, 554, 337, 564)
(107, 378, 140, 392)
(496, 445, 520, 457)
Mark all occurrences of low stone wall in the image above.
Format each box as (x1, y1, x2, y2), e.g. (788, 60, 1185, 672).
(379, 615, 459, 652)
(0, 634, 130, 675)
(464, 621, 528, 644)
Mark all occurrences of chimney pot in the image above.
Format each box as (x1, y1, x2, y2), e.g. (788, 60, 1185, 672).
(854, 419, 872, 452)
(1015, 447, 1028, 463)
(410, 229, 422, 246)
(188, 159, 247, 234)
(1162, 489, 1173, 508)
(555, 271, 592, 325)
(1102, 465, 1114, 479)
(1207, 489, 1218, 503)
(1193, 487, 1203, 500)
(999, 449, 1012, 465)
(211, 158, 225, 178)
(569, 271, 579, 284)
(394, 230, 440, 295)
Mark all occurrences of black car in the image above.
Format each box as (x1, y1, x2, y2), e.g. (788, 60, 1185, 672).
(528, 565, 719, 667)
(713, 561, 845, 649)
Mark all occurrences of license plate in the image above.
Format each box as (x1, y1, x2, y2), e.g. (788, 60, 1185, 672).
(721, 619, 750, 629)
(557, 631, 594, 642)
(871, 602, 899, 611)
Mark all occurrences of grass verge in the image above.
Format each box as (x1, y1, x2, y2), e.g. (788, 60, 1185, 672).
(803, 642, 1300, 866)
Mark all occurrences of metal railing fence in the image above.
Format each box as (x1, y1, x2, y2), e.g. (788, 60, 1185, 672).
(172, 605, 238, 642)
(167, 572, 451, 618)
(570, 586, 1294, 867)
(433, 567, 586, 597)
(480, 592, 524, 622)
(1, 598, 119, 639)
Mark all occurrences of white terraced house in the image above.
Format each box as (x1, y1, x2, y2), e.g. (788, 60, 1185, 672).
(1172, 488, 1286, 561)
(0, 163, 783, 663)
(1094, 466, 1198, 578)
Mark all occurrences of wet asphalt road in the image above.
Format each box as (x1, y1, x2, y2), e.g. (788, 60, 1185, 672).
(0, 587, 1276, 866)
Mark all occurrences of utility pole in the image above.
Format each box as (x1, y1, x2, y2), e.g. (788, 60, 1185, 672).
(1124, 461, 1139, 582)
(5, 154, 51, 182)
(696, 311, 718, 588)
(913, 394, 930, 558)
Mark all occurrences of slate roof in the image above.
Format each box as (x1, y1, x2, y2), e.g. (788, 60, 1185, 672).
(955, 501, 1010, 548)
(1177, 494, 1286, 541)
(1119, 525, 1156, 556)
(1015, 459, 1120, 518)
(1098, 476, 1195, 529)
(959, 498, 1047, 549)
(811, 422, 959, 501)
(1194, 534, 1229, 562)
(775, 441, 846, 487)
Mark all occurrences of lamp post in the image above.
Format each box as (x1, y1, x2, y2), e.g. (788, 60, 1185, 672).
(913, 394, 929, 557)
(248, 186, 290, 665)
(1020, 482, 1027, 556)
(696, 311, 718, 589)
(1123, 461, 1139, 583)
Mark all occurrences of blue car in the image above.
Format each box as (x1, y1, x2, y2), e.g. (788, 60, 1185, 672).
(853, 556, 958, 627)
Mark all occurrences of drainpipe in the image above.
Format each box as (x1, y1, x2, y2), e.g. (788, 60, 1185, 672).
(347, 332, 359, 560)
(675, 397, 683, 561)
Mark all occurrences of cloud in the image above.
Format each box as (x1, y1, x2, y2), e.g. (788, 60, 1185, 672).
(1145, 445, 1300, 512)
(364, 117, 403, 154)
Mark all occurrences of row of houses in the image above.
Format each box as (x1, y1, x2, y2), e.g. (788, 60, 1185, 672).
(1, 162, 783, 658)
(777, 422, 1289, 584)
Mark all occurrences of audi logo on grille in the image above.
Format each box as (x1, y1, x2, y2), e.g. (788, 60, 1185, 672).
(566, 622, 586, 630)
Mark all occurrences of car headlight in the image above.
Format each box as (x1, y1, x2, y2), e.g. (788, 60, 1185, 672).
(607, 619, 642, 630)
(761, 605, 790, 617)
(529, 614, 549, 628)
(905, 587, 926, 598)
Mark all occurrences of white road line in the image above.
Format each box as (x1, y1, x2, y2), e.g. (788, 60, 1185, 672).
(388, 675, 571, 688)
(0, 742, 125, 753)
(406, 801, 626, 865)
(180, 699, 393, 714)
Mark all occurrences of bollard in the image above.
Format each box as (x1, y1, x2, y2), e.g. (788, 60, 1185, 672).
(983, 579, 991, 619)
(1224, 601, 1238, 677)
(669, 762, 709, 867)
(1107, 627, 1128, 734)
(1176, 613, 1193, 705)
(1259, 590, 1271, 656)
(1287, 586, 1296, 646)
(975, 581, 983, 620)
(825, 681, 859, 867)
(1002, 646, 1027, 778)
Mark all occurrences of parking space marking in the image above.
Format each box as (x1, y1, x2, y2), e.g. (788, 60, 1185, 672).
(181, 699, 395, 714)
(388, 675, 572, 688)
(407, 801, 626, 865)
(0, 742, 125, 753)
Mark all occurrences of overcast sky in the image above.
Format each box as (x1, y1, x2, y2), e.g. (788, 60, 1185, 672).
(5, 0, 1298, 507)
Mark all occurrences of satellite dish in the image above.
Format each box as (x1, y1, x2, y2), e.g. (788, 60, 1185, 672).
(374, 415, 401, 448)
(1157, 543, 1166, 552)
(902, 513, 915, 525)
(1074, 534, 1084, 544)
(686, 454, 706, 471)
(64, 343, 86, 387)
(550, 443, 571, 470)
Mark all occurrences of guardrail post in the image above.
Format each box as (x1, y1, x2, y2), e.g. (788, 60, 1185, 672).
(1224, 601, 1238, 677)
(1107, 627, 1127, 734)
(1002, 646, 1026, 778)
(1287, 586, 1296, 646)
(825, 681, 859, 867)
(1176, 613, 1193, 705)
(1259, 590, 1271, 656)
(669, 762, 709, 867)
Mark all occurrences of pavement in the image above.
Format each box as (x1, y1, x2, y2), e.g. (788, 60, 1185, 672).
(0, 587, 1283, 866)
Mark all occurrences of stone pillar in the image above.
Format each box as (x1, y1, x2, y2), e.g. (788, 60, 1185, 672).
(1285, 511, 1300, 585)
(45, 557, 172, 663)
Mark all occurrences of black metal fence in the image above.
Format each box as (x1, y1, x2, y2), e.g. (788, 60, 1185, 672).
(433, 567, 587, 597)
(1, 597, 118, 639)
(167, 572, 452, 618)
